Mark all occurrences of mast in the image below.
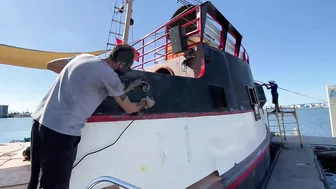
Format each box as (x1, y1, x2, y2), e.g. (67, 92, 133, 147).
(122, 0, 133, 44)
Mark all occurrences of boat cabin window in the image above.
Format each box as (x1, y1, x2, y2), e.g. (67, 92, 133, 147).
(247, 86, 261, 121)
(247, 87, 259, 105)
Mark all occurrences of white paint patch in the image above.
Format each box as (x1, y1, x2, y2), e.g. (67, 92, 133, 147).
(70, 111, 267, 189)
(184, 125, 192, 162)
(157, 132, 167, 166)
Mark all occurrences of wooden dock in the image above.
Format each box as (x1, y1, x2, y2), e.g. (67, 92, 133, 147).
(266, 135, 336, 189)
(1, 136, 336, 189)
(0, 142, 30, 189)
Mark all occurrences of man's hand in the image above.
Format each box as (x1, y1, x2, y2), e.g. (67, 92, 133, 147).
(140, 96, 155, 109)
(113, 94, 154, 114)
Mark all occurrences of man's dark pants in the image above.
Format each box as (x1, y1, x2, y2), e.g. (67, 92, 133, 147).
(28, 120, 81, 189)
(272, 94, 279, 110)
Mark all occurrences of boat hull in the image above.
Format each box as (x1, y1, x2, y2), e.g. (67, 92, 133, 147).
(70, 110, 269, 189)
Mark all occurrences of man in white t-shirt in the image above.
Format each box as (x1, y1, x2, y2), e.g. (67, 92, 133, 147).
(27, 44, 154, 189)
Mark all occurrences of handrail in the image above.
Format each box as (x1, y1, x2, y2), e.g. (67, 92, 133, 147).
(130, 2, 251, 70)
(133, 5, 200, 47)
(85, 176, 141, 189)
(131, 11, 201, 69)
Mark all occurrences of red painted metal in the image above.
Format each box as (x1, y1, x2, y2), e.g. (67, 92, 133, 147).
(141, 40, 144, 65)
(130, 6, 200, 69)
(165, 25, 169, 61)
(130, 3, 250, 70)
(140, 53, 166, 66)
(182, 17, 199, 28)
(198, 7, 203, 43)
(140, 44, 166, 59)
(136, 34, 167, 52)
(226, 145, 269, 189)
(87, 110, 252, 122)
(241, 45, 250, 64)
(198, 57, 205, 78)
(134, 5, 200, 46)
(234, 40, 240, 57)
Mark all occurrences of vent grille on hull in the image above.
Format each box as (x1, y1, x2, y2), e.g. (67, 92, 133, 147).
(210, 85, 228, 110)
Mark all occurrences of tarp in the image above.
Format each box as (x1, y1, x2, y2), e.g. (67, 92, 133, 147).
(0, 44, 109, 70)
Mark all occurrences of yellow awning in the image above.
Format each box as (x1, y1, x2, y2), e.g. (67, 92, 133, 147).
(0, 44, 109, 70)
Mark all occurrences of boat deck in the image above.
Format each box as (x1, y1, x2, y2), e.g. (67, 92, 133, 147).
(0, 142, 30, 189)
(266, 135, 336, 189)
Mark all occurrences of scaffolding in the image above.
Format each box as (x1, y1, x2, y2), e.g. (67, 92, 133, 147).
(267, 107, 303, 148)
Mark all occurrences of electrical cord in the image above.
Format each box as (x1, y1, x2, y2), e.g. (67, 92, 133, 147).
(72, 119, 135, 169)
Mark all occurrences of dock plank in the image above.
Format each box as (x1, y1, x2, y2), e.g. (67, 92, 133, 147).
(0, 143, 30, 189)
(267, 136, 336, 189)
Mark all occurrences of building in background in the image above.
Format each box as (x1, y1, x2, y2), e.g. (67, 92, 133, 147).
(0, 105, 9, 118)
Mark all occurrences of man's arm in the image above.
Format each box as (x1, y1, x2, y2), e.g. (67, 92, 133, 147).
(113, 93, 147, 114)
(101, 68, 154, 114)
(262, 84, 271, 89)
(47, 56, 75, 74)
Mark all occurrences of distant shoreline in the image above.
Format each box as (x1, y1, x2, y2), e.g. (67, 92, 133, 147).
(0, 115, 31, 119)
(265, 106, 329, 110)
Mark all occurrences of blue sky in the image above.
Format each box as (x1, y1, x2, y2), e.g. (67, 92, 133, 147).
(0, 0, 335, 112)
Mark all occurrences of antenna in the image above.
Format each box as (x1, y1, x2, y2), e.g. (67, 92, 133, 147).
(122, 0, 133, 44)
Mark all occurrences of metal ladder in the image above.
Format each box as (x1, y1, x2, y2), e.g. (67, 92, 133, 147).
(266, 106, 303, 148)
(105, 0, 129, 56)
(85, 176, 141, 189)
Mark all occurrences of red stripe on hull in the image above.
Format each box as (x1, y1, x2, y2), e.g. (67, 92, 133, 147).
(88, 110, 253, 122)
(227, 144, 269, 189)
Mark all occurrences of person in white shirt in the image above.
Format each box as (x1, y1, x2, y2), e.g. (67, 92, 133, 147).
(28, 44, 154, 189)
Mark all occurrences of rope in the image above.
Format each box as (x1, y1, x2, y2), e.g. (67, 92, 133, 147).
(0, 157, 25, 166)
(0, 182, 29, 189)
(254, 80, 330, 104)
(0, 144, 25, 158)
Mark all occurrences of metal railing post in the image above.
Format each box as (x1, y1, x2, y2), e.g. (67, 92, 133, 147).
(85, 176, 141, 189)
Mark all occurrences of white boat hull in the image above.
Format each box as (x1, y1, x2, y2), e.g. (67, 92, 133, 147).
(70, 110, 267, 189)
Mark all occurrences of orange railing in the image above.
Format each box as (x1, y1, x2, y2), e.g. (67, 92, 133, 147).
(130, 3, 250, 70)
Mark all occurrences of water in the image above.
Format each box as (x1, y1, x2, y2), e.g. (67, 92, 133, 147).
(0, 117, 32, 143)
(267, 108, 332, 137)
(326, 172, 336, 189)
(296, 108, 332, 137)
(0, 108, 332, 143)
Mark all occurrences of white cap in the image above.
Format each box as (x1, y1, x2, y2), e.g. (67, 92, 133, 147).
(268, 80, 276, 84)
